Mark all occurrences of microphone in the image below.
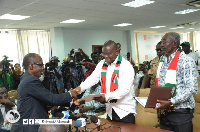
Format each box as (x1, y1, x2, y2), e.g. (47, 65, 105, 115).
(90, 115, 101, 131)
(74, 120, 81, 132)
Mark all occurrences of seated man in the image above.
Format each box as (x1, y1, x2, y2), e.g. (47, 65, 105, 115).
(75, 83, 105, 116)
(0, 86, 16, 131)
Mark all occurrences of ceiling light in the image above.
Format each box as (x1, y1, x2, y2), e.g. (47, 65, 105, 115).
(189, 28, 194, 29)
(176, 27, 184, 28)
(122, 0, 155, 8)
(113, 23, 132, 27)
(175, 9, 200, 14)
(0, 14, 30, 20)
(60, 19, 85, 23)
(150, 26, 166, 28)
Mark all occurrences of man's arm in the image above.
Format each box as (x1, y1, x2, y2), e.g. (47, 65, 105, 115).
(170, 58, 198, 105)
(28, 78, 77, 106)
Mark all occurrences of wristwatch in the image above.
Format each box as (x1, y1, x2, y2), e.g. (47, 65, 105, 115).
(169, 100, 174, 107)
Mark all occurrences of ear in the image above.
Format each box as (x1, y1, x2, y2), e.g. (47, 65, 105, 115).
(30, 64, 34, 70)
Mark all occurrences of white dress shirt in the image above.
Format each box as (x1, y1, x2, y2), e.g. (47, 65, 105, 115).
(80, 55, 136, 119)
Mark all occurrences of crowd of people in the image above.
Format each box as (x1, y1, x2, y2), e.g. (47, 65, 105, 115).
(0, 32, 199, 132)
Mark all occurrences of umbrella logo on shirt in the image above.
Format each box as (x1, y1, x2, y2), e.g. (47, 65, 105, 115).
(6, 110, 20, 123)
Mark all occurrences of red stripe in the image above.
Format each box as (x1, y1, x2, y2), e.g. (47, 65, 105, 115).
(168, 51, 180, 70)
(102, 66, 108, 70)
(156, 78, 159, 86)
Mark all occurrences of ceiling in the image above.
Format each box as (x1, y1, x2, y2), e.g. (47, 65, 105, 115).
(0, 0, 200, 32)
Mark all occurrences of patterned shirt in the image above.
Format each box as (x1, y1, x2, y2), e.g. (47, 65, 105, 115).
(158, 50, 198, 109)
(75, 85, 105, 115)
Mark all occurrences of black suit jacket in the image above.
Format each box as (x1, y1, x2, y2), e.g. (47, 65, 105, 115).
(11, 72, 72, 132)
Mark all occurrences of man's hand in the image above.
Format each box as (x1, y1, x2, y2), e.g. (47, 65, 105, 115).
(73, 99, 81, 106)
(155, 100, 170, 110)
(93, 94, 105, 103)
(69, 89, 78, 100)
(73, 87, 81, 94)
(0, 99, 14, 106)
(79, 105, 94, 113)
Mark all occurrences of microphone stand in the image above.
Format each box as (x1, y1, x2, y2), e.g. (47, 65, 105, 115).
(68, 124, 71, 132)
(75, 127, 80, 132)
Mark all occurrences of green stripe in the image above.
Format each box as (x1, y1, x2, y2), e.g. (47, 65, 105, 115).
(101, 72, 106, 75)
(114, 69, 119, 72)
(165, 83, 176, 87)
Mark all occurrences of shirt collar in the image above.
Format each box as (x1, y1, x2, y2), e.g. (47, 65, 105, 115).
(163, 48, 179, 63)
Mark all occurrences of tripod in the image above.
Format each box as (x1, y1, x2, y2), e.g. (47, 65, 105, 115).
(48, 71, 58, 94)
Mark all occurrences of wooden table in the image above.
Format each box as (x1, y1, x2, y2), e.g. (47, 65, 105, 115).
(70, 118, 172, 132)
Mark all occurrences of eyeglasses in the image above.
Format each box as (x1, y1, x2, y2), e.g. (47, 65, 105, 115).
(34, 63, 44, 67)
(156, 49, 162, 52)
(101, 53, 113, 57)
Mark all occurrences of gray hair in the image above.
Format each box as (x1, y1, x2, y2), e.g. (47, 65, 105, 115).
(23, 53, 38, 70)
(168, 32, 180, 46)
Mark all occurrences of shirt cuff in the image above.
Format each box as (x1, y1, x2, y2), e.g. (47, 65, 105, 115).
(68, 91, 73, 106)
(170, 98, 175, 104)
(105, 93, 110, 102)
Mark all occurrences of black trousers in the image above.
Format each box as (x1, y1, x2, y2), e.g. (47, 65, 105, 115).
(107, 109, 135, 124)
(160, 108, 194, 132)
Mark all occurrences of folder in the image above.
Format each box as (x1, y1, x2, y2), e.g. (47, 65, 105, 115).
(136, 86, 175, 108)
(78, 94, 104, 104)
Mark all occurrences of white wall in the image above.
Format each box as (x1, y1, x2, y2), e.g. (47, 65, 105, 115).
(62, 29, 129, 59)
(137, 33, 183, 63)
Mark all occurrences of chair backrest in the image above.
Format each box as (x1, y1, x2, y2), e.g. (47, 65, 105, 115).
(192, 77, 200, 132)
(135, 88, 158, 127)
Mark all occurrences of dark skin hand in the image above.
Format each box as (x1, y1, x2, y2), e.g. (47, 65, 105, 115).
(0, 99, 15, 106)
(154, 100, 170, 110)
(79, 104, 94, 113)
(93, 94, 106, 103)
(69, 89, 78, 100)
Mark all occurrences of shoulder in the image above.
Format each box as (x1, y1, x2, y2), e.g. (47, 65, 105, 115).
(179, 52, 195, 62)
(121, 57, 134, 71)
(178, 52, 196, 69)
(151, 56, 159, 63)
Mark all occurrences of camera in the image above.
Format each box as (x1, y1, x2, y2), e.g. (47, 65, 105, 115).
(46, 61, 56, 71)
(2, 55, 13, 72)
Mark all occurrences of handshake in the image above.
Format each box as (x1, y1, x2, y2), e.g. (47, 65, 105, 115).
(69, 87, 81, 102)
(69, 87, 106, 106)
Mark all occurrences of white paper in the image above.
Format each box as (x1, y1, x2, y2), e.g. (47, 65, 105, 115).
(135, 97, 148, 107)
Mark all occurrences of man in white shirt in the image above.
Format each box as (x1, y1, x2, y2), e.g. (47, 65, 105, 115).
(74, 40, 136, 123)
(181, 41, 198, 66)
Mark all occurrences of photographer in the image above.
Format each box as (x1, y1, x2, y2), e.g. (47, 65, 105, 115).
(45, 56, 64, 94)
(0, 56, 14, 90)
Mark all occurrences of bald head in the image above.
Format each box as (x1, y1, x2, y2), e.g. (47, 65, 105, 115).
(103, 40, 117, 50)
(102, 40, 119, 64)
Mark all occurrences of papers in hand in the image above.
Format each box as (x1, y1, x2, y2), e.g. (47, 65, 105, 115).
(78, 94, 104, 104)
(135, 97, 148, 107)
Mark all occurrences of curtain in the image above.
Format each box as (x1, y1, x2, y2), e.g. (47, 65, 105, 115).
(193, 31, 200, 51)
(181, 32, 200, 52)
(0, 30, 50, 66)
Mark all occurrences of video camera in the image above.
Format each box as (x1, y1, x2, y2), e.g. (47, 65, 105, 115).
(2, 55, 13, 72)
(46, 61, 56, 71)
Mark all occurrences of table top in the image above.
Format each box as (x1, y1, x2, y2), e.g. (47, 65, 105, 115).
(70, 117, 172, 132)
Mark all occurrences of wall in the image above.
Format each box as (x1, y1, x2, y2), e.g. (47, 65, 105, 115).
(62, 29, 129, 59)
